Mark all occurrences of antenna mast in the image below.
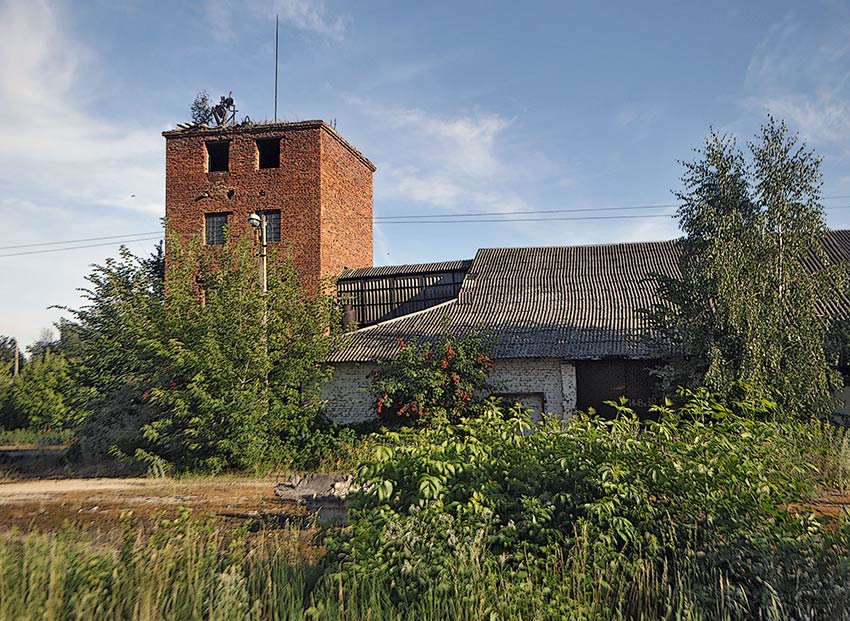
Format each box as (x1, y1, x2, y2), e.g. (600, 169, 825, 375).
(274, 13, 279, 122)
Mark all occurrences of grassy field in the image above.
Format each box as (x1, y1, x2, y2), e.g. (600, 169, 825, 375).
(2, 400, 850, 620)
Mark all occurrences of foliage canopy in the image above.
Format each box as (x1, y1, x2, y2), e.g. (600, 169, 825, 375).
(61, 235, 346, 472)
(645, 118, 845, 418)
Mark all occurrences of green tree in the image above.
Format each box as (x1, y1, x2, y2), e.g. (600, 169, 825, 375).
(645, 118, 844, 418)
(65, 234, 343, 472)
(7, 351, 88, 429)
(26, 329, 59, 360)
(138, 234, 343, 471)
(0, 335, 19, 370)
(190, 90, 213, 125)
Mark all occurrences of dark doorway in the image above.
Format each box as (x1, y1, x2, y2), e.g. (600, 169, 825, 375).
(575, 360, 655, 416)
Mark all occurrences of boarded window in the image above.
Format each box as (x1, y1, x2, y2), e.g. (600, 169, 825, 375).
(206, 141, 229, 172)
(261, 210, 281, 243)
(257, 138, 280, 169)
(205, 212, 228, 245)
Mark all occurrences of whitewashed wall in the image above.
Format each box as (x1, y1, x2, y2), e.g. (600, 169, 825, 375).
(322, 359, 578, 425)
(321, 362, 378, 426)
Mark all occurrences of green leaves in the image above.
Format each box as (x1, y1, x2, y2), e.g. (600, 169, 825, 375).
(644, 118, 845, 419)
(58, 234, 348, 472)
(371, 329, 493, 424)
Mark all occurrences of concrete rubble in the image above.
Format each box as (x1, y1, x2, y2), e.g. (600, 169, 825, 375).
(274, 473, 358, 524)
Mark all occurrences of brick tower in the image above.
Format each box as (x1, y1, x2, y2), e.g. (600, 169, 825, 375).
(162, 120, 375, 291)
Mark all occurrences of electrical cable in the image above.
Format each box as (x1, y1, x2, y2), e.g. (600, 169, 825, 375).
(0, 231, 163, 251)
(4, 201, 850, 256)
(0, 236, 162, 258)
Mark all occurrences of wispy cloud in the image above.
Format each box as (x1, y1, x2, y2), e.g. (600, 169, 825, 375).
(0, 0, 163, 217)
(745, 11, 850, 144)
(350, 99, 540, 214)
(205, 0, 346, 42)
(0, 0, 164, 348)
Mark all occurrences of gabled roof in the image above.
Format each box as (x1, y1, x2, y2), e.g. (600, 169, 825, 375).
(328, 230, 850, 363)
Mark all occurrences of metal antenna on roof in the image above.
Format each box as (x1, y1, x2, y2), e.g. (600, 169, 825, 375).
(274, 13, 279, 122)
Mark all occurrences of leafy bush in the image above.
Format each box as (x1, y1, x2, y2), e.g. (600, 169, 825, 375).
(371, 330, 493, 423)
(60, 236, 348, 473)
(329, 389, 850, 616)
(3, 352, 91, 430)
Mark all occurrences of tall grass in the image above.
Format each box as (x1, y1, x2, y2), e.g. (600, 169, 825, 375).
(0, 518, 310, 621)
(2, 515, 849, 620)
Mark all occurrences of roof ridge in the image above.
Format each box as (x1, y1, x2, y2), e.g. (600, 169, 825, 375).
(475, 238, 681, 253)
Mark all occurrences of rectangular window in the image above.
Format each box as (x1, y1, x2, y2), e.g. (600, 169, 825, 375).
(206, 141, 229, 172)
(261, 210, 281, 242)
(205, 212, 228, 245)
(257, 138, 281, 169)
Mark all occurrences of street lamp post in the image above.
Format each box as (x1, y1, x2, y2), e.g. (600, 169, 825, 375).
(248, 212, 270, 396)
(247, 212, 268, 294)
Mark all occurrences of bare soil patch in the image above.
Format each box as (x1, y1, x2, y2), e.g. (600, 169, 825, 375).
(0, 475, 304, 533)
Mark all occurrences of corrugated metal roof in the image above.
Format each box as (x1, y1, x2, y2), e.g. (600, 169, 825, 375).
(329, 231, 850, 363)
(338, 260, 473, 280)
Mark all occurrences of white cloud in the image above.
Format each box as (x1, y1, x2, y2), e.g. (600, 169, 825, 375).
(759, 94, 850, 144)
(0, 0, 165, 348)
(381, 107, 510, 179)
(205, 0, 346, 42)
(350, 99, 538, 216)
(745, 12, 850, 144)
(0, 0, 163, 217)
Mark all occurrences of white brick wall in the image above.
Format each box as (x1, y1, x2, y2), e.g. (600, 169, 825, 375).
(322, 359, 578, 425)
(321, 362, 378, 426)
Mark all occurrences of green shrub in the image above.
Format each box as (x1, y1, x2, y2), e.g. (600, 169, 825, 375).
(371, 330, 493, 424)
(329, 389, 850, 616)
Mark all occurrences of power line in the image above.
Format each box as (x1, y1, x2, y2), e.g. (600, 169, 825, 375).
(0, 236, 162, 258)
(374, 203, 679, 220)
(5, 202, 850, 255)
(377, 214, 677, 224)
(376, 205, 850, 224)
(375, 201, 850, 221)
(0, 231, 162, 251)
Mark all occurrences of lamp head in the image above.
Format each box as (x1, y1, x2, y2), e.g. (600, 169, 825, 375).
(247, 212, 261, 229)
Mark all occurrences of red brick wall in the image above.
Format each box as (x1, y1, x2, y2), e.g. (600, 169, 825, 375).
(320, 128, 373, 280)
(163, 121, 374, 292)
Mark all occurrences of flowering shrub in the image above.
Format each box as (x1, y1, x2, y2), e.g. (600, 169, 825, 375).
(371, 330, 493, 423)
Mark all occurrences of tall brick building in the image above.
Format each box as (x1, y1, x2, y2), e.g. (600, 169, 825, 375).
(163, 120, 375, 290)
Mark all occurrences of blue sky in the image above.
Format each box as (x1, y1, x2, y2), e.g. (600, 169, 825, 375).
(2, 0, 850, 348)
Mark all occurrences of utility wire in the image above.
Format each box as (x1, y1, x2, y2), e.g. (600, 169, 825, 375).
(374, 204, 679, 219)
(378, 214, 677, 224)
(0, 236, 162, 258)
(0, 231, 163, 251)
(5, 201, 850, 256)
(375, 199, 850, 221)
(376, 205, 850, 224)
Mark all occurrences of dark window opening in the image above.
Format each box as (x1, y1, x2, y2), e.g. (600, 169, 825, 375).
(257, 138, 280, 169)
(205, 212, 228, 245)
(261, 210, 281, 243)
(206, 141, 229, 172)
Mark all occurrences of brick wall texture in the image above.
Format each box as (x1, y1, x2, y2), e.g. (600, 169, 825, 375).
(163, 121, 374, 291)
(321, 359, 578, 425)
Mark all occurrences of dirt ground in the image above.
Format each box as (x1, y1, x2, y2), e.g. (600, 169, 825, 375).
(0, 447, 304, 533)
(1, 447, 848, 535)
